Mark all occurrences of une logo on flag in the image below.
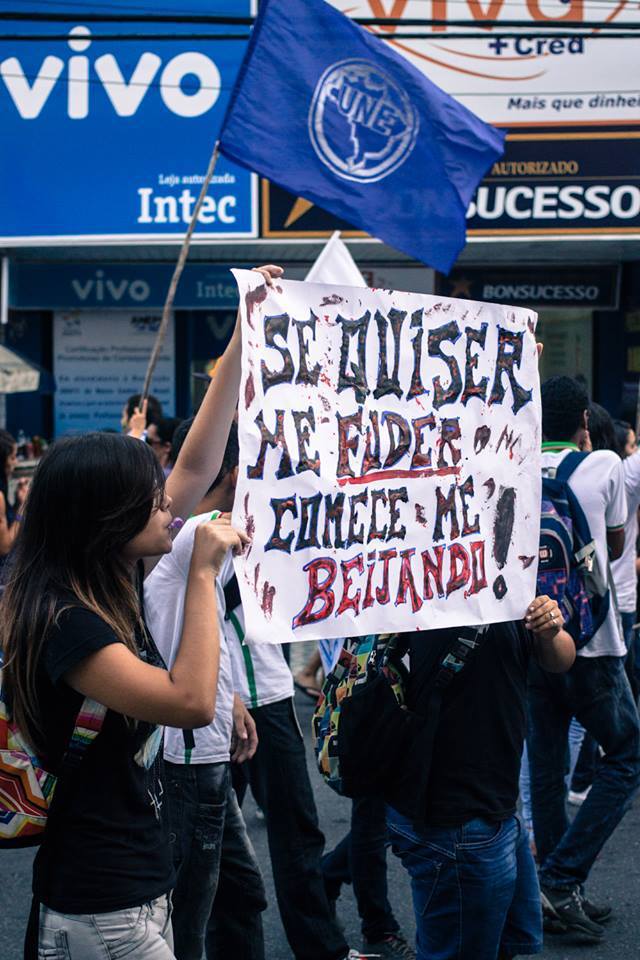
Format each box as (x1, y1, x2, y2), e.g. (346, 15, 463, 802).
(308, 58, 419, 183)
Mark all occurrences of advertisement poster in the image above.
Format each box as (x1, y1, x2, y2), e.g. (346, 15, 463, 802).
(53, 310, 175, 435)
(0, 1, 257, 241)
(330, 0, 640, 127)
(232, 271, 542, 645)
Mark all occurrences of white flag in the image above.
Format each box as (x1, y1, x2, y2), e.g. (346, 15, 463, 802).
(305, 231, 366, 287)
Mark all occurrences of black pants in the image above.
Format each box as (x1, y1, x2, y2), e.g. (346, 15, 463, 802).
(322, 795, 400, 942)
(232, 697, 348, 960)
(528, 655, 640, 889)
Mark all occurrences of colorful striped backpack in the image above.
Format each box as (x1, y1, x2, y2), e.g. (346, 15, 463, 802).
(312, 627, 488, 814)
(0, 647, 106, 847)
(312, 633, 408, 797)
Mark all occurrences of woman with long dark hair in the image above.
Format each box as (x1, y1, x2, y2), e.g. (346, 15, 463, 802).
(1, 433, 246, 958)
(0, 262, 279, 958)
(0, 429, 29, 562)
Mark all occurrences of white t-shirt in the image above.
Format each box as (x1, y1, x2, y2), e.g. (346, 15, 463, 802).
(222, 595, 294, 710)
(541, 447, 627, 657)
(144, 514, 235, 765)
(611, 451, 640, 613)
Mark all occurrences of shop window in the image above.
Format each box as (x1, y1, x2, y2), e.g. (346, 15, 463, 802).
(536, 309, 594, 395)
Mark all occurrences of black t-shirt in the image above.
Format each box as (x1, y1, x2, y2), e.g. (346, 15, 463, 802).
(407, 621, 532, 828)
(33, 605, 174, 913)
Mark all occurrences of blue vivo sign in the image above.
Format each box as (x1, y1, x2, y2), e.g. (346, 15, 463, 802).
(0, 2, 256, 242)
(10, 262, 241, 309)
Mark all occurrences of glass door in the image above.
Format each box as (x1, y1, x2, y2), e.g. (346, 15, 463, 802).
(536, 309, 594, 395)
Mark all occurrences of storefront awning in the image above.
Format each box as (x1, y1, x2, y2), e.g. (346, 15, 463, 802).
(0, 344, 53, 394)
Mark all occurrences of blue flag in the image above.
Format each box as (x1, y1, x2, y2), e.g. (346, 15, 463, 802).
(219, 0, 505, 273)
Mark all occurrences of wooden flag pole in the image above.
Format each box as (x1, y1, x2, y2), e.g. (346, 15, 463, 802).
(140, 139, 221, 403)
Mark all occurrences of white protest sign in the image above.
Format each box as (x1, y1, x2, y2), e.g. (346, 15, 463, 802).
(232, 271, 541, 644)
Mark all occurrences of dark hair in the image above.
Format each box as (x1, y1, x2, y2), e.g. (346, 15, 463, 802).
(0, 429, 15, 504)
(0, 433, 165, 755)
(588, 403, 617, 453)
(541, 376, 589, 442)
(125, 393, 163, 426)
(171, 418, 239, 493)
(154, 417, 182, 448)
(613, 419, 633, 459)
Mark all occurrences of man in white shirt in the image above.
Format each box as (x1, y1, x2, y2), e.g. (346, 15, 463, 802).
(165, 418, 357, 960)
(201, 424, 355, 960)
(144, 516, 267, 960)
(527, 376, 640, 943)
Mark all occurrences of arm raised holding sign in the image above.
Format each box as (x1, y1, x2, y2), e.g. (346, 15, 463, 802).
(164, 265, 283, 530)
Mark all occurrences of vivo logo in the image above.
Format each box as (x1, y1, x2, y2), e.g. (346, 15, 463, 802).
(0, 25, 220, 120)
(71, 270, 151, 303)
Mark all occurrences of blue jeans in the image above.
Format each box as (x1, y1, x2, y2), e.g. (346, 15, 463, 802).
(620, 610, 640, 699)
(322, 795, 400, 942)
(527, 655, 640, 890)
(165, 760, 266, 960)
(387, 810, 542, 960)
(621, 610, 636, 653)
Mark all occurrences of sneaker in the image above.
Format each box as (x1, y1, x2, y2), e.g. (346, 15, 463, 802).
(581, 895, 613, 924)
(567, 787, 591, 806)
(345, 951, 381, 959)
(362, 933, 416, 959)
(540, 885, 605, 943)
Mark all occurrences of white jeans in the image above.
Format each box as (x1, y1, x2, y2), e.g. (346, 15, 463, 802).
(38, 894, 174, 960)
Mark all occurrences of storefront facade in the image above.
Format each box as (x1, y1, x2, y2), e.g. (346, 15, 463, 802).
(7, 263, 240, 436)
(1, 2, 639, 438)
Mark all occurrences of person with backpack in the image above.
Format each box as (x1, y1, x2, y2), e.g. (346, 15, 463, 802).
(566, 403, 637, 801)
(527, 375, 640, 944)
(0, 262, 283, 958)
(0, 433, 246, 958)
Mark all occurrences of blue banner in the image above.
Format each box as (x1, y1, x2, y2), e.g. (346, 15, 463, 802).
(10, 263, 240, 309)
(219, 0, 505, 272)
(0, 2, 257, 241)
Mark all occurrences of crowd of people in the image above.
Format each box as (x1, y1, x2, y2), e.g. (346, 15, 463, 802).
(1, 265, 639, 960)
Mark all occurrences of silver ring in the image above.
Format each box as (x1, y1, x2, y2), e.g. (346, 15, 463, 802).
(548, 610, 554, 621)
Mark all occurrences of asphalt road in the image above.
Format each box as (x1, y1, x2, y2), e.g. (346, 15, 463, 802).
(2, 690, 639, 959)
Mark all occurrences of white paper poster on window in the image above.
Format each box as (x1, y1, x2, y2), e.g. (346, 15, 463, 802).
(232, 271, 541, 645)
(53, 310, 175, 436)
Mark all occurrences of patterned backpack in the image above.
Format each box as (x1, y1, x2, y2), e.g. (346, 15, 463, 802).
(0, 647, 106, 847)
(538, 451, 610, 648)
(312, 633, 408, 798)
(312, 626, 489, 814)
